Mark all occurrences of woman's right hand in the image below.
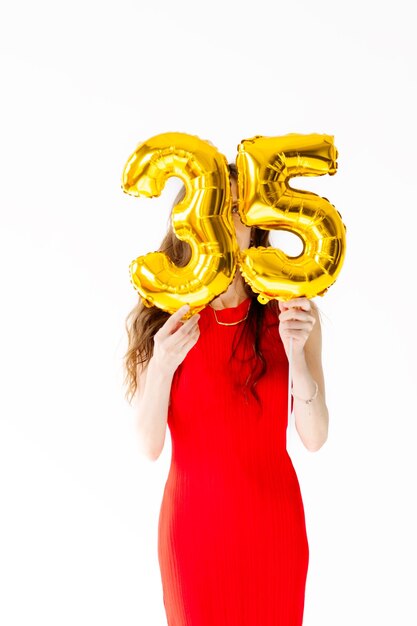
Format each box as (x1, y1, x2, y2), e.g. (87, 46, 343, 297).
(152, 304, 200, 374)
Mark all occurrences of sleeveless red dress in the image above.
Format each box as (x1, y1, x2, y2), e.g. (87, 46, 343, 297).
(158, 296, 309, 626)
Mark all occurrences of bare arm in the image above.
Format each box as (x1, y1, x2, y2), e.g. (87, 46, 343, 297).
(133, 304, 200, 461)
(291, 302, 329, 452)
(133, 357, 175, 461)
(278, 298, 329, 452)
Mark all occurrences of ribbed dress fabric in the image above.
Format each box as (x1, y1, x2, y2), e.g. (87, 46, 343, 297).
(158, 296, 309, 626)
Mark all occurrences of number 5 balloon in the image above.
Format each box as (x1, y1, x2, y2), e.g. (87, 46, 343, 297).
(236, 133, 346, 302)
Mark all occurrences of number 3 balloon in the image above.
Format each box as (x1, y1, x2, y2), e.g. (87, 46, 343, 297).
(122, 133, 239, 315)
(121, 132, 347, 314)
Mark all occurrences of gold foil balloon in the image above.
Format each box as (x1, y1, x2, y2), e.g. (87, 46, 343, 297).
(121, 133, 239, 316)
(235, 133, 346, 303)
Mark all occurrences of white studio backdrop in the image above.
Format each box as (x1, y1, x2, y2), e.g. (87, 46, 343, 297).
(0, 0, 415, 625)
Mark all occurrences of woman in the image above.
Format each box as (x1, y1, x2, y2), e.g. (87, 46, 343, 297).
(124, 162, 329, 626)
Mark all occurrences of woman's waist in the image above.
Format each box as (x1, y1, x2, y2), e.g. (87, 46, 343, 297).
(165, 448, 298, 492)
(169, 427, 289, 464)
(160, 455, 304, 526)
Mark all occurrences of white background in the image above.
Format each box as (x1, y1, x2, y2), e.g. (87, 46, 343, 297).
(1, 1, 416, 624)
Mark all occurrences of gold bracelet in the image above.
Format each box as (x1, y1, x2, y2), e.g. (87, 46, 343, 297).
(291, 380, 319, 404)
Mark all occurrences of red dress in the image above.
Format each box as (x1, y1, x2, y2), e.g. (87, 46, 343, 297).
(158, 296, 309, 626)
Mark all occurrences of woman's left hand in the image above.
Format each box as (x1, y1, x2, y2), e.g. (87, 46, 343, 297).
(278, 297, 316, 359)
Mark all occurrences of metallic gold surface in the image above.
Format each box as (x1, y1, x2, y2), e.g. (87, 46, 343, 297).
(122, 133, 238, 317)
(236, 134, 346, 303)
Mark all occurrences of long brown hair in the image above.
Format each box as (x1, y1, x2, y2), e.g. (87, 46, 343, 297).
(123, 163, 305, 405)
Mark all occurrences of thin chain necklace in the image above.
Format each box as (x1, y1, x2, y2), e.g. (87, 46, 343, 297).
(209, 299, 251, 326)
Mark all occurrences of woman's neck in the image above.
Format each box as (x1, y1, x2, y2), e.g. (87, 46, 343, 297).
(209, 277, 249, 310)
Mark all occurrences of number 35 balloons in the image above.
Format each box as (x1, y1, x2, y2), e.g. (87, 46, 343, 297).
(121, 132, 346, 315)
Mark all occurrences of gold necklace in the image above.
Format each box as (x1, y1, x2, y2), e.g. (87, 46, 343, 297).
(210, 301, 251, 326)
